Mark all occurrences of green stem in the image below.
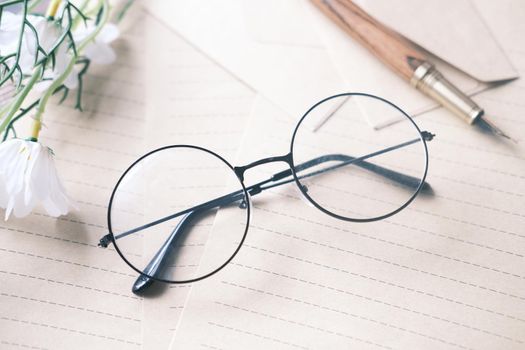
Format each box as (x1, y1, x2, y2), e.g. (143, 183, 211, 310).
(0, 94, 13, 116)
(0, 0, 28, 86)
(0, 105, 11, 120)
(0, 0, 25, 8)
(79, 0, 103, 19)
(45, 0, 61, 18)
(0, 65, 43, 133)
(71, 0, 90, 29)
(34, 0, 108, 126)
(77, 0, 108, 52)
(116, 0, 134, 23)
(27, 0, 44, 11)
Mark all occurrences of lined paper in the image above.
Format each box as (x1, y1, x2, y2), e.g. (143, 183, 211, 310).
(141, 11, 255, 350)
(0, 8, 150, 350)
(168, 2, 525, 349)
(1, 1, 523, 349)
(169, 78, 525, 348)
(0, 6, 255, 349)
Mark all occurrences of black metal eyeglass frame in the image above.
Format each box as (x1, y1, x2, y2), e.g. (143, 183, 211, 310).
(99, 92, 434, 292)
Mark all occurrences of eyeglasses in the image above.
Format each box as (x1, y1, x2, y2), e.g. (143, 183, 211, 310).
(98, 93, 433, 294)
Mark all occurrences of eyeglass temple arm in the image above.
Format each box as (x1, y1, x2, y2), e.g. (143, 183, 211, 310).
(270, 153, 429, 191)
(130, 151, 430, 293)
(99, 189, 246, 247)
(124, 132, 434, 294)
(99, 131, 434, 248)
(131, 211, 197, 294)
(274, 131, 435, 185)
(295, 132, 433, 187)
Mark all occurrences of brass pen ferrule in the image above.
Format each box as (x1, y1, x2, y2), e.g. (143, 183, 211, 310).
(410, 62, 483, 125)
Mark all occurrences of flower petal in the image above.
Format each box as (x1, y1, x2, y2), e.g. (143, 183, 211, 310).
(0, 140, 74, 219)
(24, 142, 44, 204)
(5, 143, 29, 195)
(0, 175, 9, 209)
(0, 12, 22, 44)
(64, 70, 79, 89)
(84, 42, 116, 65)
(34, 80, 53, 92)
(72, 22, 93, 43)
(43, 150, 75, 216)
(99, 23, 120, 44)
(12, 189, 36, 218)
(24, 15, 46, 55)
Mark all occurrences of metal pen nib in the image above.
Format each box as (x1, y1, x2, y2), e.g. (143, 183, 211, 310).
(477, 115, 517, 143)
(410, 60, 516, 143)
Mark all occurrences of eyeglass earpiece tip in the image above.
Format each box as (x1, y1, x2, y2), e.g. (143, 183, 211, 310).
(98, 234, 111, 248)
(132, 275, 153, 295)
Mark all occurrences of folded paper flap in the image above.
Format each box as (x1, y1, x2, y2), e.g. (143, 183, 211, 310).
(146, 0, 345, 120)
(243, 0, 323, 47)
(147, 0, 518, 130)
(355, 0, 519, 82)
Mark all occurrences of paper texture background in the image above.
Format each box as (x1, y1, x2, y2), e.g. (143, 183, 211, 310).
(147, 0, 518, 129)
(165, 0, 525, 348)
(147, 0, 345, 121)
(354, 0, 518, 82)
(0, 8, 149, 349)
(2, 1, 524, 349)
(140, 14, 255, 350)
(169, 84, 525, 349)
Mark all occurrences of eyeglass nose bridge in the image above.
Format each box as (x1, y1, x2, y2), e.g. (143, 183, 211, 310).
(233, 152, 293, 182)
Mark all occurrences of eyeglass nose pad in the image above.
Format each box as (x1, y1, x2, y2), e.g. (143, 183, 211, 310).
(241, 190, 253, 222)
(296, 182, 315, 208)
(238, 185, 253, 210)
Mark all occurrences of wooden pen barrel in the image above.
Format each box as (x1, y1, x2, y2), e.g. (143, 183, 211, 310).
(311, 0, 426, 81)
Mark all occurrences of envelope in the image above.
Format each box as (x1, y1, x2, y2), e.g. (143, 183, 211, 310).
(146, 0, 519, 127)
(354, 0, 518, 83)
(147, 0, 345, 121)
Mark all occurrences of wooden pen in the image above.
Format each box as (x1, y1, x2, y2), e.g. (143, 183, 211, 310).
(312, 0, 514, 141)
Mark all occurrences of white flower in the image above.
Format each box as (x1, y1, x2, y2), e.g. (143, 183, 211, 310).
(35, 41, 79, 91)
(0, 11, 77, 89)
(1, 12, 59, 72)
(74, 22, 120, 65)
(0, 11, 34, 72)
(0, 10, 119, 93)
(0, 138, 76, 220)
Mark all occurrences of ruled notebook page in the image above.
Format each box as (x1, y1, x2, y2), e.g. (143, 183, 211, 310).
(170, 85, 524, 349)
(0, 8, 150, 350)
(141, 12, 255, 350)
(168, 1, 525, 348)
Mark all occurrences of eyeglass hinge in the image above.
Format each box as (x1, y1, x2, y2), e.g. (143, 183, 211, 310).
(98, 234, 112, 248)
(248, 185, 262, 196)
(421, 131, 435, 142)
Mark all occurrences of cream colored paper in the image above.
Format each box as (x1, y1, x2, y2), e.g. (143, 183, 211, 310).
(167, 4, 525, 347)
(0, 7, 255, 350)
(169, 77, 525, 348)
(306, 1, 489, 129)
(354, 0, 518, 82)
(146, 0, 346, 121)
(0, 7, 150, 350)
(307, 0, 522, 128)
(140, 14, 256, 350)
(146, 0, 515, 130)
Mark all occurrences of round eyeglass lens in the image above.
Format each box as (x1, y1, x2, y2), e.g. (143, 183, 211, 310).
(108, 145, 250, 283)
(291, 93, 429, 222)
